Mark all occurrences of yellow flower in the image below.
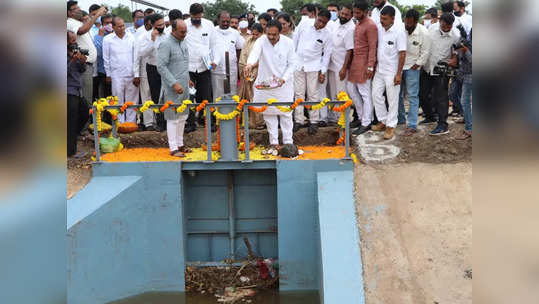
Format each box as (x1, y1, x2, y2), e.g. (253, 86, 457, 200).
(338, 112, 346, 129)
(232, 95, 240, 103)
(176, 100, 193, 113)
(215, 97, 222, 103)
(267, 98, 277, 105)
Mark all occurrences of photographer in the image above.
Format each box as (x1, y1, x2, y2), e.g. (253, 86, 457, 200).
(419, 13, 460, 136)
(455, 29, 472, 139)
(67, 31, 89, 158)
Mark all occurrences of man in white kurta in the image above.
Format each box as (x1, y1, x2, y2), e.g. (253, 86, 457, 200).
(103, 17, 139, 123)
(212, 11, 244, 99)
(293, 10, 333, 134)
(245, 20, 297, 148)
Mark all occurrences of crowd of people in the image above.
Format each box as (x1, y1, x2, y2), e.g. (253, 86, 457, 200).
(67, 0, 472, 158)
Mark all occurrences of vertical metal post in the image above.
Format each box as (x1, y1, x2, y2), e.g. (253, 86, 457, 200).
(206, 106, 212, 162)
(227, 171, 235, 260)
(92, 106, 100, 161)
(111, 116, 117, 138)
(218, 102, 239, 161)
(345, 106, 350, 158)
(243, 106, 250, 161)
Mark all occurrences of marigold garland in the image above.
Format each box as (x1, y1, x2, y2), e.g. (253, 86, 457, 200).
(213, 109, 240, 120)
(160, 100, 174, 112)
(196, 100, 209, 112)
(305, 97, 330, 110)
(176, 100, 193, 113)
(248, 105, 267, 113)
(140, 100, 155, 113)
(120, 101, 134, 113)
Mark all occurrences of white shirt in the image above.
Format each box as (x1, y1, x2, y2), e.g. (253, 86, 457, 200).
(457, 12, 472, 36)
(213, 26, 244, 74)
(428, 19, 462, 38)
(403, 23, 431, 70)
(327, 19, 355, 72)
(376, 23, 407, 76)
(247, 35, 297, 114)
(67, 18, 97, 63)
(137, 30, 168, 68)
(185, 18, 220, 73)
(135, 26, 148, 40)
(103, 32, 136, 78)
(371, 2, 403, 29)
(133, 27, 151, 77)
(424, 28, 459, 76)
(293, 19, 333, 74)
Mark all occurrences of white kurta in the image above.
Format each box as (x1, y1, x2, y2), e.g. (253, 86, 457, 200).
(246, 35, 297, 116)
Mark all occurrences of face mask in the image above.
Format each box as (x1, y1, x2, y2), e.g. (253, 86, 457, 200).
(330, 11, 338, 21)
(156, 27, 164, 34)
(301, 15, 309, 22)
(339, 17, 349, 24)
(454, 11, 462, 17)
(135, 19, 144, 27)
(191, 18, 201, 26)
(424, 19, 432, 28)
(104, 23, 113, 33)
(96, 16, 101, 24)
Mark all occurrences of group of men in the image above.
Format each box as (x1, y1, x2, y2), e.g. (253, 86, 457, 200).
(67, 0, 472, 157)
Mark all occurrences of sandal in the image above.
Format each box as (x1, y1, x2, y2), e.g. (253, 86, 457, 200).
(170, 150, 185, 157)
(178, 146, 192, 153)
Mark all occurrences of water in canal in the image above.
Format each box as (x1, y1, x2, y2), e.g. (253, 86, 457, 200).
(109, 290, 320, 304)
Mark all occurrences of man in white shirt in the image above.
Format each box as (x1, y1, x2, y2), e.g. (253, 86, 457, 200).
(422, 7, 438, 29)
(428, 2, 462, 38)
(126, 10, 144, 36)
(399, 9, 431, 137)
(320, 3, 355, 126)
(185, 3, 220, 131)
(67, 1, 105, 103)
(212, 11, 244, 99)
(371, 0, 403, 28)
(164, 9, 183, 36)
(454, 1, 472, 36)
(419, 13, 460, 136)
(136, 14, 165, 131)
(245, 20, 297, 150)
(103, 17, 139, 123)
(293, 9, 333, 135)
(371, 6, 406, 140)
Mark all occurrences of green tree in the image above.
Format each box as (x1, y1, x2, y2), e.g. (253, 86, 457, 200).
(202, 0, 257, 23)
(111, 4, 132, 22)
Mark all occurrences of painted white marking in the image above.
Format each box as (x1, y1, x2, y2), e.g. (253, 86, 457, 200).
(354, 131, 400, 163)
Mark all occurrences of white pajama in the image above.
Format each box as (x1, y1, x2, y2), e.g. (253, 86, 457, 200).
(211, 71, 238, 100)
(294, 69, 320, 124)
(318, 75, 330, 122)
(327, 69, 348, 123)
(139, 59, 155, 127)
(347, 79, 373, 127)
(372, 73, 400, 128)
(112, 77, 139, 123)
(263, 113, 294, 145)
(166, 115, 188, 152)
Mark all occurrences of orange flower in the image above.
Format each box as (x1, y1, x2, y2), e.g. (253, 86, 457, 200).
(248, 105, 267, 113)
(159, 100, 173, 112)
(120, 101, 134, 113)
(332, 100, 353, 112)
(290, 98, 304, 110)
(196, 100, 209, 112)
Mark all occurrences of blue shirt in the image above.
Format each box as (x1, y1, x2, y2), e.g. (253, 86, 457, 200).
(93, 33, 109, 74)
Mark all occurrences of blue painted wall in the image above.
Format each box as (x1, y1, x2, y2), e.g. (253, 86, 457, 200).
(317, 171, 365, 304)
(276, 160, 353, 291)
(68, 163, 186, 304)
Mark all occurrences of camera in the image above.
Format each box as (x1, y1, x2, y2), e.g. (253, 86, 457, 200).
(433, 61, 455, 77)
(452, 24, 471, 51)
(69, 43, 90, 56)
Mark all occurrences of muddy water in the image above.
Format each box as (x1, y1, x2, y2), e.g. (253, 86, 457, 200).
(109, 290, 319, 304)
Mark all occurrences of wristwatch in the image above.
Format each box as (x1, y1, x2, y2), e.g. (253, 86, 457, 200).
(367, 67, 374, 72)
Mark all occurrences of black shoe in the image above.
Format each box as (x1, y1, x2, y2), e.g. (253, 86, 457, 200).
(429, 125, 449, 136)
(318, 121, 328, 128)
(307, 124, 318, 135)
(185, 125, 197, 133)
(419, 118, 437, 125)
(145, 125, 157, 132)
(350, 120, 362, 128)
(352, 125, 370, 136)
(449, 111, 461, 117)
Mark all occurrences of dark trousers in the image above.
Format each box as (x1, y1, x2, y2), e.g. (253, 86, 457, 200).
(146, 63, 166, 130)
(449, 76, 463, 114)
(419, 71, 450, 128)
(67, 94, 89, 156)
(92, 72, 111, 102)
(189, 70, 215, 126)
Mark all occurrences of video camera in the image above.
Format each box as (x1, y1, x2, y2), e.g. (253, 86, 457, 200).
(69, 43, 90, 56)
(432, 61, 455, 77)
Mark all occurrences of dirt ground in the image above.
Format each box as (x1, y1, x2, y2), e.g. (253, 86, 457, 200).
(354, 163, 472, 304)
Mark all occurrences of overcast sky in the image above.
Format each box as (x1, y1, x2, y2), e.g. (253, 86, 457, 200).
(77, 0, 454, 16)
